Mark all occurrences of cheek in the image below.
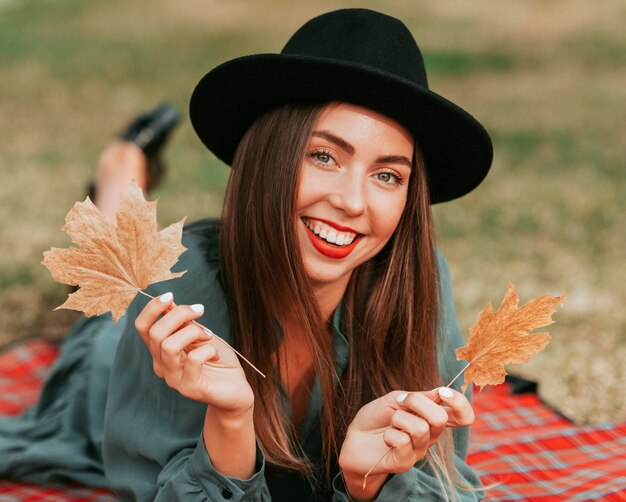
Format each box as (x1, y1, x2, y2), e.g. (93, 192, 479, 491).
(372, 192, 408, 238)
(296, 165, 330, 211)
(375, 214, 404, 241)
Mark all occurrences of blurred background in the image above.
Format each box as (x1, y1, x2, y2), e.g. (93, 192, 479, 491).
(0, 0, 624, 423)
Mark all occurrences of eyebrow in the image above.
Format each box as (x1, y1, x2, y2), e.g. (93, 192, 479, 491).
(311, 130, 413, 169)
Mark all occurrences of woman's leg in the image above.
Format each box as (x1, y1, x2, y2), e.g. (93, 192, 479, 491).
(90, 102, 180, 221)
(0, 106, 177, 487)
(93, 140, 149, 221)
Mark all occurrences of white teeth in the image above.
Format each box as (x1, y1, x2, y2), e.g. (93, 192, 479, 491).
(303, 218, 358, 247)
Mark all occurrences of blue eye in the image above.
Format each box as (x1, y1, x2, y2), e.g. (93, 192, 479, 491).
(376, 171, 402, 185)
(309, 149, 336, 166)
(314, 151, 332, 164)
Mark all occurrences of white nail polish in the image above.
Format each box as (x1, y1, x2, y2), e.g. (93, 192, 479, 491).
(159, 292, 173, 303)
(438, 387, 453, 399)
(203, 327, 213, 338)
(396, 392, 408, 403)
(190, 304, 204, 313)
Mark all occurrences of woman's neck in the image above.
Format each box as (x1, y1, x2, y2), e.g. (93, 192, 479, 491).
(311, 273, 351, 320)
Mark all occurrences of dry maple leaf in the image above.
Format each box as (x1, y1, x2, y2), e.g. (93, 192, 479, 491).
(455, 282, 564, 392)
(42, 183, 187, 322)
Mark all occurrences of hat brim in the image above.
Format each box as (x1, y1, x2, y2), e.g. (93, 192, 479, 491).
(190, 54, 493, 204)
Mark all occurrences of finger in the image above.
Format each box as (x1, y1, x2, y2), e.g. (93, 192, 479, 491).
(134, 292, 175, 345)
(395, 392, 448, 440)
(180, 343, 220, 393)
(147, 303, 207, 362)
(382, 426, 429, 471)
(383, 427, 411, 450)
(390, 409, 431, 450)
(437, 387, 475, 427)
(389, 389, 437, 407)
(160, 324, 211, 381)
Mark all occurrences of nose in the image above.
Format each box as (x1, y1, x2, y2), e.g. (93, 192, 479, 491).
(327, 169, 366, 217)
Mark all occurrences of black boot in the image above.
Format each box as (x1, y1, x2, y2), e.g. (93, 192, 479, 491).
(87, 103, 181, 200)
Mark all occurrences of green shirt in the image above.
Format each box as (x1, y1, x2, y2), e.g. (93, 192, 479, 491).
(102, 219, 483, 501)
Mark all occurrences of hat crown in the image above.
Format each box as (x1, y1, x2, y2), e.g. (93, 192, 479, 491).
(281, 8, 428, 88)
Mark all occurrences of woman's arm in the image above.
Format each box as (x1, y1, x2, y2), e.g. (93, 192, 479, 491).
(203, 404, 256, 479)
(134, 293, 258, 480)
(104, 293, 270, 501)
(103, 228, 272, 501)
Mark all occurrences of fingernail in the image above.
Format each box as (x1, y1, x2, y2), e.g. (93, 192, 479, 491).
(190, 304, 204, 313)
(203, 327, 213, 338)
(438, 387, 453, 399)
(159, 292, 173, 303)
(396, 392, 408, 403)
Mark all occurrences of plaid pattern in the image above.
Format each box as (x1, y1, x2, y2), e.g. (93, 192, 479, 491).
(0, 481, 117, 502)
(468, 383, 626, 501)
(2, 340, 626, 501)
(0, 339, 59, 416)
(0, 340, 118, 501)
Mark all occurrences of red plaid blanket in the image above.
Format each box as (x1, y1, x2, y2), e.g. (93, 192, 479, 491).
(1, 339, 626, 501)
(0, 340, 117, 502)
(468, 385, 626, 501)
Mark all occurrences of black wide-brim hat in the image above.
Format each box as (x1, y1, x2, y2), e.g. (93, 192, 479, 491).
(190, 8, 493, 204)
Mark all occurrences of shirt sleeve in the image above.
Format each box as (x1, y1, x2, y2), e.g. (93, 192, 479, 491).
(329, 250, 485, 501)
(154, 436, 271, 501)
(330, 456, 483, 501)
(103, 225, 273, 501)
(104, 290, 274, 502)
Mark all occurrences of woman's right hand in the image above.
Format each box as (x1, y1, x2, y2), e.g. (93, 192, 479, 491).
(134, 292, 254, 418)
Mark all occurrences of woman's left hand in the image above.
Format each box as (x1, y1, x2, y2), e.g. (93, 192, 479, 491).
(338, 388, 474, 499)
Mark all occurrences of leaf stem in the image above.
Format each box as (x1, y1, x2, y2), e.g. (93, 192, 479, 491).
(447, 361, 471, 389)
(137, 290, 266, 378)
(362, 447, 393, 489)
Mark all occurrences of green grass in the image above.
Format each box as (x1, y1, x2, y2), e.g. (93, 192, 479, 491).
(563, 32, 626, 67)
(1, 0, 624, 423)
(423, 50, 516, 75)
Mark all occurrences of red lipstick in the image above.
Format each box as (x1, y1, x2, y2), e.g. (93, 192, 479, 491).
(303, 221, 362, 259)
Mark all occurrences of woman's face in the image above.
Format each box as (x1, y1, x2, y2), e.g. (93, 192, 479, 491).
(296, 102, 414, 297)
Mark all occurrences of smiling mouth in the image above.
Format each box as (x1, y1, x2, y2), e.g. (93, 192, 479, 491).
(301, 217, 360, 247)
(301, 217, 363, 259)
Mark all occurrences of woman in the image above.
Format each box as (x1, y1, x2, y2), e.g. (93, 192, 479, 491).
(1, 8, 492, 501)
(104, 8, 492, 501)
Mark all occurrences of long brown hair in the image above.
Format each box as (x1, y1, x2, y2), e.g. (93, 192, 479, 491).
(220, 102, 452, 487)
